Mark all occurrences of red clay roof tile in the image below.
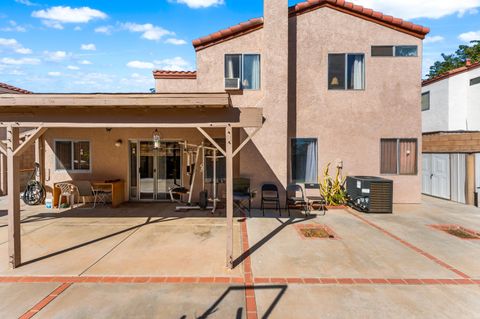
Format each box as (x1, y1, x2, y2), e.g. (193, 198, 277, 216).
(422, 61, 480, 86)
(0, 82, 32, 94)
(192, 0, 430, 51)
(152, 70, 197, 79)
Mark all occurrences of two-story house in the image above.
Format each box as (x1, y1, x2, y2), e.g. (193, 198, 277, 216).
(422, 61, 480, 206)
(0, 0, 429, 268)
(155, 0, 429, 204)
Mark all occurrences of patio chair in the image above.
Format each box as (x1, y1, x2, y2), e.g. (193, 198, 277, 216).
(233, 177, 252, 216)
(92, 184, 112, 208)
(55, 182, 75, 210)
(73, 181, 95, 208)
(285, 184, 307, 217)
(261, 183, 280, 216)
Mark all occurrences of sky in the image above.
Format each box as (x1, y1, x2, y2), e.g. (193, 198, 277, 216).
(0, 0, 479, 93)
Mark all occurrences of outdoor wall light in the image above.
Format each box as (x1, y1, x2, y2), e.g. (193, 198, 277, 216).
(153, 129, 161, 149)
(115, 139, 123, 147)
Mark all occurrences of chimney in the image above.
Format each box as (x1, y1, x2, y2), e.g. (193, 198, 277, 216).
(466, 58, 471, 66)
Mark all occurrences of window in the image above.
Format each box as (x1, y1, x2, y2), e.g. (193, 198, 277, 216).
(371, 45, 418, 57)
(225, 54, 260, 90)
(291, 138, 318, 183)
(470, 76, 480, 86)
(328, 54, 365, 90)
(55, 140, 90, 171)
(421, 91, 430, 111)
(380, 139, 417, 175)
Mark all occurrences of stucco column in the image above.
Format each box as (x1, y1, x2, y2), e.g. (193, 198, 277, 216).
(7, 125, 21, 268)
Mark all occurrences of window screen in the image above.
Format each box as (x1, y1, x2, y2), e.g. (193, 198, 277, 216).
(225, 54, 241, 79)
(470, 76, 480, 86)
(395, 46, 418, 57)
(242, 54, 261, 90)
(73, 141, 90, 170)
(421, 92, 430, 111)
(380, 139, 417, 175)
(55, 140, 90, 171)
(380, 139, 398, 174)
(328, 54, 346, 90)
(55, 141, 72, 170)
(371, 46, 394, 57)
(291, 138, 318, 183)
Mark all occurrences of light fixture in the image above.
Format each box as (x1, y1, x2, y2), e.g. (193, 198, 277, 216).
(153, 129, 161, 149)
(115, 139, 123, 147)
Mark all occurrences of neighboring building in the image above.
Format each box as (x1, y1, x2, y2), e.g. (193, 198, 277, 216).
(421, 61, 480, 206)
(155, 0, 429, 204)
(0, 82, 34, 196)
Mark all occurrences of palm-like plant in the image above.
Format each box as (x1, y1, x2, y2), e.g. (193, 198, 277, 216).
(319, 163, 347, 206)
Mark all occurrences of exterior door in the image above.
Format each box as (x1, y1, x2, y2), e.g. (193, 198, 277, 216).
(422, 154, 432, 194)
(139, 141, 155, 200)
(431, 154, 450, 199)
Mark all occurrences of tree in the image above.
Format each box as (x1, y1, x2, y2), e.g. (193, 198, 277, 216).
(427, 40, 480, 79)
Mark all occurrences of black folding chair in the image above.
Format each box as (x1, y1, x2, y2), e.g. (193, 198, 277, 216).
(261, 183, 280, 216)
(285, 184, 307, 217)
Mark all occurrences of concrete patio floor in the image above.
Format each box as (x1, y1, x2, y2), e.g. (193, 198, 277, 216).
(0, 195, 479, 318)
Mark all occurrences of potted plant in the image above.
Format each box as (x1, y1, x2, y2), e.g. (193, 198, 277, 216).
(319, 163, 347, 208)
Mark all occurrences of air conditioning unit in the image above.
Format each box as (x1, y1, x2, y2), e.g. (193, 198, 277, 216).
(225, 78, 241, 90)
(346, 176, 393, 213)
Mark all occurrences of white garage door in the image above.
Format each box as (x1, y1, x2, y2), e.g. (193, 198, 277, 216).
(422, 153, 450, 199)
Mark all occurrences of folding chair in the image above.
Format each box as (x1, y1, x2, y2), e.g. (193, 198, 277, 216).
(261, 183, 280, 216)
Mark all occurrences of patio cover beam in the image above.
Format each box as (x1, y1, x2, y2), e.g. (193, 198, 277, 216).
(12, 126, 47, 158)
(196, 127, 226, 156)
(232, 127, 261, 158)
(0, 141, 6, 156)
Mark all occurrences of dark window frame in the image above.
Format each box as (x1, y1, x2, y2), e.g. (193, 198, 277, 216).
(290, 138, 318, 183)
(470, 76, 480, 86)
(54, 140, 91, 172)
(380, 138, 418, 175)
(328, 53, 365, 91)
(224, 53, 261, 90)
(421, 91, 430, 111)
(371, 45, 418, 57)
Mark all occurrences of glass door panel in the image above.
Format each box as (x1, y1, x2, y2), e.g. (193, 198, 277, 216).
(129, 142, 138, 199)
(139, 141, 155, 200)
(156, 142, 181, 200)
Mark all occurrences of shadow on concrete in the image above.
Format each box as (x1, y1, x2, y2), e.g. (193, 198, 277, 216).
(20, 216, 180, 267)
(186, 284, 287, 319)
(233, 216, 314, 268)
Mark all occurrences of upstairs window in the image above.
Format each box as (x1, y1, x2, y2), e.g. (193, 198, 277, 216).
(470, 76, 480, 86)
(55, 140, 90, 171)
(328, 53, 365, 90)
(225, 54, 260, 90)
(421, 91, 430, 111)
(372, 45, 418, 57)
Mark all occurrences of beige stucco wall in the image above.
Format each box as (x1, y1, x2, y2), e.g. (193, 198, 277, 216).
(155, 78, 198, 93)
(157, 6, 424, 204)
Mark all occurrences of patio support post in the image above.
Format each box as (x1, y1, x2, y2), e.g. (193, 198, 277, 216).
(6, 125, 21, 268)
(0, 152, 6, 196)
(225, 124, 234, 269)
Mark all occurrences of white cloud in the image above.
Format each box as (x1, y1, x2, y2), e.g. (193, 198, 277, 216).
(79, 59, 92, 65)
(15, 0, 38, 6)
(74, 26, 82, 31)
(1, 57, 40, 65)
(1, 20, 27, 32)
(171, 0, 224, 9)
(44, 50, 69, 61)
(153, 57, 190, 71)
(165, 38, 187, 45)
(352, 0, 480, 19)
(95, 25, 113, 35)
(32, 6, 107, 29)
(127, 60, 155, 69)
(67, 65, 80, 70)
(48, 71, 61, 76)
(424, 35, 445, 44)
(458, 30, 480, 42)
(0, 38, 32, 54)
(122, 22, 173, 41)
(81, 43, 96, 51)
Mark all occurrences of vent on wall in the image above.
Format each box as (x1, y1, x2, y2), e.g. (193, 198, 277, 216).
(225, 78, 240, 90)
(346, 176, 393, 213)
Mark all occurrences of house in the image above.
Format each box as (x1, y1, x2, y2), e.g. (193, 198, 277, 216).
(0, 82, 34, 196)
(421, 61, 480, 206)
(0, 0, 429, 269)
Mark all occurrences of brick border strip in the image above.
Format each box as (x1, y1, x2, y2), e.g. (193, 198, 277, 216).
(345, 208, 471, 279)
(19, 283, 72, 319)
(253, 277, 480, 285)
(239, 217, 259, 319)
(0, 276, 245, 284)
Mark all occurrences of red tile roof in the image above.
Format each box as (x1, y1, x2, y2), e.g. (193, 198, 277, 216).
(152, 70, 197, 79)
(422, 61, 480, 86)
(0, 82, 32, 94)
(192, 0, 430, 51)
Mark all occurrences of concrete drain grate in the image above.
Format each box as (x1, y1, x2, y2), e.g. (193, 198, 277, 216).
(429, 224, 480, 240)
(294, 224, 339, 240)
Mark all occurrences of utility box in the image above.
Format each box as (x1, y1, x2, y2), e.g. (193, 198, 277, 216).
(346, 176, 393, 213)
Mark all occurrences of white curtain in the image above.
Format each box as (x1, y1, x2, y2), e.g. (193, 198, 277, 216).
(243, 54, 260, 89)
(225, 56, 234, 78)
(352, 55, 364, 90)
(305, 141, 317, 183)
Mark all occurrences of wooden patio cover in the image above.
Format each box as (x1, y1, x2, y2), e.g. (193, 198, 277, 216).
(0, 93, 264, 269)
